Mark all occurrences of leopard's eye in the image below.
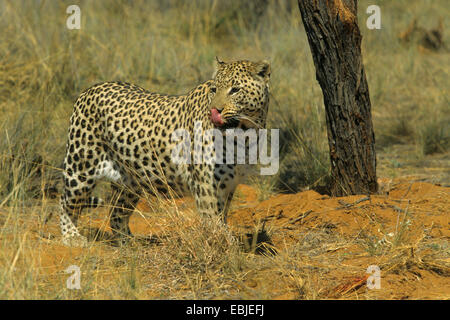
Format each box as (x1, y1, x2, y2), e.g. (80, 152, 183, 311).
(229, 87, 240, 95)
(210, 86, 216, 93)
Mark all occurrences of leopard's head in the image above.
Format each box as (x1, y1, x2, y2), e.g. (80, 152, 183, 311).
(209, 58, 270, 130)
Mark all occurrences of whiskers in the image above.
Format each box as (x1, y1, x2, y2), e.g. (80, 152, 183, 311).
(220, 113, 264, 130)
(236, 115, 262, 129)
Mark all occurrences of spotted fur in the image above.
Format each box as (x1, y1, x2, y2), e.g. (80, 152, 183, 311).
(60, 58, 270, 246)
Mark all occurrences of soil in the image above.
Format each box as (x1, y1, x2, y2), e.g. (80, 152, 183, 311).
(3, 176, 448, 299)
(134, 176, 449, 299)
(225, 178, 449, 299)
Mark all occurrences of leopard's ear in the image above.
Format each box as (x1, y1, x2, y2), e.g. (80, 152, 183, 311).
(212, 56, 225, 79)
(253, 60, 270, 83)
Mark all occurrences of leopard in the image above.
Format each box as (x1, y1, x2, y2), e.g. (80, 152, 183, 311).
(60, 57, 271, 246)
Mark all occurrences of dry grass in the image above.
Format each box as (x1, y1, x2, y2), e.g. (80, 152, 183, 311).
(0, 180, 449, 299)
(0, 0, 449, 299)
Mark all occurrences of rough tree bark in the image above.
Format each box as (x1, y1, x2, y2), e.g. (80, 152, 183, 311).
(297, 0, 378, 196)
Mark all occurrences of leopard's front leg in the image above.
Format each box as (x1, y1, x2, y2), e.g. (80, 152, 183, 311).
(190, 163, 238, 223)
(213, 163, 239, 223)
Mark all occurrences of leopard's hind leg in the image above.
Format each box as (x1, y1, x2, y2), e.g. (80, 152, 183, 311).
(60, 170, 98, 247)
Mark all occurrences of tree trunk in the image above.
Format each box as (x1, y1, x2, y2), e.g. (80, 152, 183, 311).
(297, 0, 378, 196)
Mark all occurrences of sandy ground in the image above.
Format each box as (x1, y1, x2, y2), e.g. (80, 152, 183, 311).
(135, 177, 449, 299)
(1, 176, 448, 299)
(226, 179, 449, 299)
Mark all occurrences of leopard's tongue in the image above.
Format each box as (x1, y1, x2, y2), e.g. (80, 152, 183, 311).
(210, 108, 224, 127)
